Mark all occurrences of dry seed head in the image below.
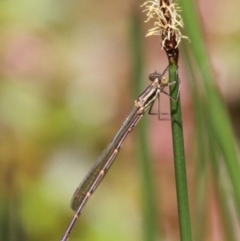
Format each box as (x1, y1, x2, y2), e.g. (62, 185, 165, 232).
(141, 0, 189, 48)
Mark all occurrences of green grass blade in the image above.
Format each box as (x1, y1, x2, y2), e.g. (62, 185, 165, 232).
(130, 10, 159, 241)
(180, 0, 240, 218)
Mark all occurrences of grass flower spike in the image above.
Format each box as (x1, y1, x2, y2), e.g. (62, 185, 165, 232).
(141, 0, 188, 49)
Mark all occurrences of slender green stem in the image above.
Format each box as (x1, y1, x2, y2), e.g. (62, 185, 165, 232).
(130, 10, 159, 241)
(168, 62, 192, 241)
(210, 143, 237, 241)
(181, 45, 209, 241)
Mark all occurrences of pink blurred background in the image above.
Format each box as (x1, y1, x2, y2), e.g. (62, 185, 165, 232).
(0, 1, 240, 241)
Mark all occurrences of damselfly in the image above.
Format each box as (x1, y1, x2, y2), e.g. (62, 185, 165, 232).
(60, 67, 178, 241)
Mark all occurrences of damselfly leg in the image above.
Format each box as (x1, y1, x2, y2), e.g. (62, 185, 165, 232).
(148, 66, 180, 120)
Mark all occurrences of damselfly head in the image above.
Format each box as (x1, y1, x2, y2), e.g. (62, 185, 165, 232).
(149, 71, 162, 82)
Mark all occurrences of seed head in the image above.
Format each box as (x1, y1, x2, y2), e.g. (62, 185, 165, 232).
(141, 0, 188, 49)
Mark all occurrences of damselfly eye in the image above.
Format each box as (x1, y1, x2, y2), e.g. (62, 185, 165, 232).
(149, 71, 162, 82)
(161, 76, 169, 84)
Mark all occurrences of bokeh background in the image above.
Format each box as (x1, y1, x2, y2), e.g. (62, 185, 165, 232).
(0, 1, 240, 241)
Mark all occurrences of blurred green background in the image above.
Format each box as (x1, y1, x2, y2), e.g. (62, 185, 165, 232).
(0, 1, 240, 241)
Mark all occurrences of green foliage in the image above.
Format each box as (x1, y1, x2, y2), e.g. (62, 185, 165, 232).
(180, 0, 240, 240)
